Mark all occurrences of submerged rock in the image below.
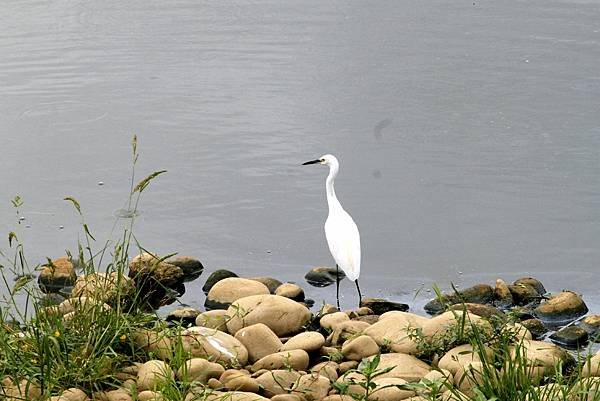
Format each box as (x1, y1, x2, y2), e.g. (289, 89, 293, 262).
(167, 256, 204, 282)
(360, 298, 409, 315)
(534, 291, 588, 324)
(520, 318, 548, 340)
(129, 253, 185, 309)
(424, 284, 495, 315)
(550, 326, 588, 349)
(579, 315, 600, 341)
(38, 257, 77, 294)
(304, 266, 345, 287)
(203, 269, 239, 294)
(514, 277, 546, 296)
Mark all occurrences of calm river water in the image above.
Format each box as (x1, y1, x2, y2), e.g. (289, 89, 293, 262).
(1, 1, 600, 311)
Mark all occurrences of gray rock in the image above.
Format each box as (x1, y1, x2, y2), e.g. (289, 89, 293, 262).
(168, 256, 204, 282)
(424, 284, 495, 315)
(203, 269, 238, 294)
(360, 298, 409, 315)
(304, 266, 345, 288)
(550, 326, 588, 349)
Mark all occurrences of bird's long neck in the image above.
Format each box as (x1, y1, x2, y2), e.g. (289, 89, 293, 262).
(325, 164, 342, 214)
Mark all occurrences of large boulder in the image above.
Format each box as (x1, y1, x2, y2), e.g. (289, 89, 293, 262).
(366, 353, 431, 382)
(226, 295, 311, 337)
(206, 278, 270, 309)
(71, 272, 135, 307)
(203, 269, 239, 294)
(534, 291, 588, 324)
(180, 326, 248, 366)
(129, 253, 185, 309)
(364, 312, 428, 354)
(38, 257, 77, 293)
(233, 323, 283, 362)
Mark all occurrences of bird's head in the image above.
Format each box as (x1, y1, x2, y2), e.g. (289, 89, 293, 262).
(302, 154, 339, 167)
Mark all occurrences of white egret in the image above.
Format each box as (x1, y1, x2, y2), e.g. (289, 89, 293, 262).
(302, 154, 362, 308)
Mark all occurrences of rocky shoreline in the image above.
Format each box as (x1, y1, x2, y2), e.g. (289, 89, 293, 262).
(5, 253, 600, 400)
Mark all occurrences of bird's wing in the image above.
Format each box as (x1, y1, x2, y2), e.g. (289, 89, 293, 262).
(325, 211, 361, 281)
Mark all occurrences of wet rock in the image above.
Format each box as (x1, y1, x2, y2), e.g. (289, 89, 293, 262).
(520, 318, 548, 339)
(275, 283, 305, 302)
(448, 303, 505, 320)
(549, 326, 588, 349)
(233, 323, 283, 362)
(341, 335, 379, 361)
(281, 331, 325, 352)
(249, 277, 282, 294)
(365, 353, 431, 382)
(514, 277, 546, 296)
(165, 307, 201, 326)
(295, 373, 331, 401)
(168, 256, 204, 282)
(38, 257, 77, 293)
(195, 309, 230, 331)
(508, 284, 541, 306)
(137, 360, 173, 391)
(205, 277, 270, 309)
(438, 344, 492, 375)
(251, 349, 310, 372)
(219, 370, 259, 393)
(360, 298, 409, 315)
(578, 315, 600, 340)
(176, 358, 224, 383)
(424, 284, 495, 315)
(320, 312, 349, 330)
(364, 312, 427, 354)
(304, 266, 345, 287)
(494, 279, 513, 308)
(180, 326, 249, 366)
(71, 272, 135, 307)
(203, 269, 238, 294)
(129, 253, 185, 309)
(255, 369, 302, 397)
(226, 294, 311, 337)
(534, 291, 588, 323)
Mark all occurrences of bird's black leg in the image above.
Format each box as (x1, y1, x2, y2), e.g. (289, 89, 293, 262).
(355, 279, 363, 307)
(336, 264, 341, 309)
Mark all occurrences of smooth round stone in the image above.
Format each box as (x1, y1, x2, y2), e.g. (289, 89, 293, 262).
(534, 291, 588, 324)
(320, 312, 349, 330)
(255, 370, 302, 397)
(338, 361, 359, 373)
(180, 326, 248, 366)
(295, 373, 331, 401)
(341, 335, 380, 361)
(281, 331, 325, 352)
(509, 340, 574, 378)
(359, 298, 409, 315)
(514, 277, 546, 296)
(424, 284, 495, 315)
(195, 309, 230, 332)
(438, 344, 492, 375)
(304, 266, 345, 288)
(370, 377, 415, 401)
(251, 349, 309, 372)
(38, 257, 77, 293)
(234, 323, 283, 362)
(330, 320, 371, 345)
(582, 350, 600, 377)
(176, 358, 224, 383)
(104, 389, 133, 401)
(203, 391, 270, 401)
(275, 283, 305, 301)
(549, 326, 588, 349)
(271, 395, 306, 401)
(494, 278, 513, 308)
(226, 294, 311, 337)
(60, 388, 89, 401)
(250, 277, 283, 293)
(421, 311, 491, 339)
(448, 303, 505, 320)
(454, 362, 485, 394)
(206, 278, 270, 309)
(133, 329, 173, 361)
(137, 360, 173, 391)
(366, 353, 431, 382)
(310, 361, 339, 382)
(137, 391, 164, 401)
(202, 269, 238, 294)
(364, 312, 428, 354)
(219, 370, 259, 393)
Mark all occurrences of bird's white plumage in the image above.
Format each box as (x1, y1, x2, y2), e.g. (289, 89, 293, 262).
(318, 154, 361, 282)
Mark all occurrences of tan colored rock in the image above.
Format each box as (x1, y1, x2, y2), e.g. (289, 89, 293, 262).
(364, 312, 426, 354)
(582, 349, 600, 377)
(226, 294, 311, 337)
(335, 371, 367, 396)
(234, 323, 283, 362)
(105, 388, 133, 401)
(61, 388, 90, 401)
(275, 283, 305, 300)
(421, 311, 491, 339)
(421, 369, 453, 388)
(341, 335, 380, 361)
(510, 340, 574, 380)
(255, 369, 302, 397)
(137, 391, 164, 401)
(1, 379, 42, 400)
(207, 278, 270, 306)
(196, 309, 231, 331)
(180, 326, 249, 366)
(534, 291, 588, 323)
(494, 278, 513, 306)
(453, 362, 485, 395)
(38, 256, 77, 293)
(281, 331, 325, 352)
(137, 360, 173, 391)
(322, 396, 354, 401)
(58, 297, 111, 315)
(134, 329, 173, 360)
(295, 373, 331, 401)
(503, 323, 532, 340)
(271, 395, 306, 401)
(72, 272, 135, 306)
(203, 391, 270, 401)
(320, 312, 350, 331)
(251, 349, 310, 372)
(438, 344, 493, 375)
(310, 361, 339, 382)
(330, 321, 371, 345)
(370, 377, 415, 401)
(338, 360, 359, 373)
(176, 358, 225, 383)
(219, 370, 259, 392)
(368, 353, 431, 382)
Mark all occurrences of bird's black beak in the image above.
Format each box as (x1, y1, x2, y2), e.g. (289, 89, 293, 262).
(302, 159, 320, 165)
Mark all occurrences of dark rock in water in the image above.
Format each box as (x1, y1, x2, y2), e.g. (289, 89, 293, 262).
(578, 315, 600, 341)
(493, 279, 513, 308)
(424, 284, 494, 315)
(449, 303, 505, 320)
(513, 277, 546, 296)
(129, 253, 185, 310)
(520, 318, 548, 339)
(251, 277, 283, 294)
(304, 267, 345, 288)
(37, 292, 66, 307)
(275, 283, 305, 302)
(550, 326, 588, 349)
(508, 284, 542, 306)
(360, 298, 409, 315)
(168, 256, 204, 282)
(38, 257, 77, 294)
(301, 298, 315, 308)
(165, 306, 201, 326)
(202, 269, 238, 294)
(513, 307, 535, 320)
(534, 291, 588, 324)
